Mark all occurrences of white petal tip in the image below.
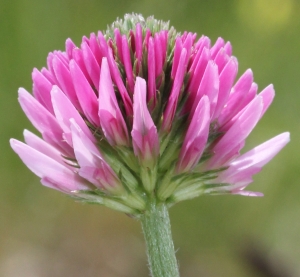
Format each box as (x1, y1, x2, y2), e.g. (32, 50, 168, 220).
(233, 190, 264, 197)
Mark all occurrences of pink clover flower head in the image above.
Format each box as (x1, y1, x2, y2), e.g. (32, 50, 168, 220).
(10, 14, 289, 215)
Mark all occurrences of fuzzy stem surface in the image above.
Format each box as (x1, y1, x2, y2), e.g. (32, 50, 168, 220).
(141, 199, 180, 277)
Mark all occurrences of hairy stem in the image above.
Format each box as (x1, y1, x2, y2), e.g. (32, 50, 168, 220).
(140, 199, 180, 277)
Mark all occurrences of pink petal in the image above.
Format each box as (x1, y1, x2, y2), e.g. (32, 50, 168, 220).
(98, 58, 129, 146)
(154, 33, 163, 77)
(147, 36, 156, 109)
(132, 77, 154, 133)
(70, 120, 121, 191)
(259, 84, 275, 119)
(114, 28, 123, 63)
(70, 119, 107, 188)
(51, 85, 95, 145)
(52, 55, 81, 111)
(189, 36, 210, 72)
(171, 33, 193, 79)
(78, 166, 104, 189)
(231, 190, 264, 197)
(224, 41, 232, 56)
(40, 177, 78, 193)
(72, 48, 92, 84)
(46, 53, 58, 84)
(89, 33, 103, 65)
(216, 132, 290, 189)
(177, 96, 210, 173)
(171, 37, 183, 79)
(154, 31, 168, 76)
(70, 119, 103, 164)
(122, 35, 134, 94)
(182, 32, 194, 66)
(143, 29, 151, 49)
(210, 37, 225, 59)
(69, 59, 100, 126)
(135, 23, 143, 73)
(54, 51, 69, 66)
(162, 48, 187, 132)
(23, 130, 66, 166)
(106, 47, 133, 117)
(214, 47, 230, 73)
(70, 118, 103, 159)
(97, 31, 109, 57)
(32, 68, 54, 114)
(213, 57, 238, 120)
(220, 82, 273, 135)
(18, 88, 73, 156)
(132, 77, 159, 162)
(220, 83, 258, 133)
(40, 67, 56, 84)
(79, 165, 122, 192)
(190, 61, 219, 119)
(240, 82, 258, 111)
(186, 47, 211, 109)
(65, 38, 76, 60)
(81, 41, 100, 90)
(10, 139, 87, 192)
(207, 95, 263, 168)
(218, 69, 253, 126)
(160, 30, 168, 65)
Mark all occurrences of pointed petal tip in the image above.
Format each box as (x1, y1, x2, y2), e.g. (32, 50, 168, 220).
(245, 68, 253, 75)
(31, 67, 40, 77)
(10, 139, 28, 156)
(279, 132, 290, 144)
(23, 129, 39, 143)
(268, 132, 290, 148)
(261, 84, 275, 96)
(18, 87, 28, 95)
(66, 38, 74, 44)
(135, 76, 146, 87)
(23, 129, 29, 136)
(9, 138, 17, 148)
(232, 190, 264, 197)
(50, 84, 59, 94)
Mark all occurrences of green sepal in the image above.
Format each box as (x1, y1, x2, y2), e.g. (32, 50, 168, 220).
(121, 193, 147, 211)
(140, 164, 158, 194)
(70, 190, 139, 214)
(171, 167, 227, 187)
(158, 116, 187, 169)
(98, 143, 140, 192)
(169, 182, 233, 204)
(169, 182, 205, 203)
(157, 164, 177, 200)
(158, 140, 181, 170)
(115, 146, 139, 172)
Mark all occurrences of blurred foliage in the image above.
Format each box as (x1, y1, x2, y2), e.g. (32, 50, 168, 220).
(1, 0, 300, 276)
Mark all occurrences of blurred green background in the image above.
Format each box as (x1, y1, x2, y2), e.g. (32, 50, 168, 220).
(1, 0, 299, 276)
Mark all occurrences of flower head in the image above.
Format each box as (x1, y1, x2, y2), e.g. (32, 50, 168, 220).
(10, 14, 289, 215)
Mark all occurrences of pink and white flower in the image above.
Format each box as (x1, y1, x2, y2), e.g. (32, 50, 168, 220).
(10, 14, 289, 214)
(132, 77, 159, 168)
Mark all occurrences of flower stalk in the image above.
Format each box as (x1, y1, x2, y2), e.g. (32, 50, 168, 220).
(141, 199, 180, 277)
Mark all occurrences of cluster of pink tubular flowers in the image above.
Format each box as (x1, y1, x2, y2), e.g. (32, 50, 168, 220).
(10, 14, 289, 214)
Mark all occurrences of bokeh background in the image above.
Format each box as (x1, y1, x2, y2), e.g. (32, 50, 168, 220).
(1, 0, 299, 276)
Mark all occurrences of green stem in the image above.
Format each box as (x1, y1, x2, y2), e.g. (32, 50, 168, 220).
(141, 199, 180, 277)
